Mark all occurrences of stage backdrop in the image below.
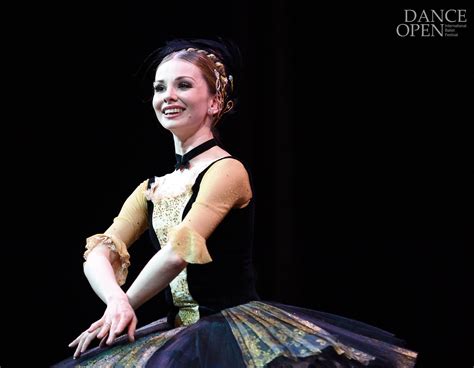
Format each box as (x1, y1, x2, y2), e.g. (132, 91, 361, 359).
(3, 2, 472, 367)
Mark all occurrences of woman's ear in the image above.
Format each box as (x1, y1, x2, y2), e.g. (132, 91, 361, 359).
(208, 98, 219, 115)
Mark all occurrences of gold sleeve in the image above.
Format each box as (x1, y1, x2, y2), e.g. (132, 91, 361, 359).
(172, 158, 252, 259)
(105, 179, 149, 245)
(83, 180, 149, 285)
(167, 226, 212, 264)
(84, 234, 130, 286)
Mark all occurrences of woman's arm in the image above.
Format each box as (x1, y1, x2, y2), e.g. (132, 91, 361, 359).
(70, 180, 149, 355)
(127, 158, 252, 308)
(83, 245, 129, 305)
(127, 244, 187, 309)
(83, 180, 149, 298)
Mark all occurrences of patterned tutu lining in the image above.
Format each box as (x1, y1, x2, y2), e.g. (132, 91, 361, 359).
(53, 301, 417, 368)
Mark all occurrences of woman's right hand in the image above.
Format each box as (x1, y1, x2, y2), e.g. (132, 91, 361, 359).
(69, 295, 137, 358)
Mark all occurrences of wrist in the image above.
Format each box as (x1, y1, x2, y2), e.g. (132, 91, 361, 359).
(125, 291, 139, 310)
(105, 288, 128, 305)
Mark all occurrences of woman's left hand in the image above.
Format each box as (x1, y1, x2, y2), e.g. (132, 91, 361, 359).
(68, 324, 105, 359)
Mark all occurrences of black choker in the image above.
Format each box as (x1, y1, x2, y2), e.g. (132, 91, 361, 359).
(175, 138, 217, 170)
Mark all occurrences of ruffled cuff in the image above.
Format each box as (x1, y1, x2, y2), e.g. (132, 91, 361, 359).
(84, 234, 131, 286)
(167, 226, 212, 264)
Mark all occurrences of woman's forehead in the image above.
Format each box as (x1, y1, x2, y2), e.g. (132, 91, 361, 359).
(155, 58, 201, 80)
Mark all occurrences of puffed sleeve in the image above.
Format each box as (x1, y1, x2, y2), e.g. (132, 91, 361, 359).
(166, 159, 252, 263)
(83, 180, 149, 285)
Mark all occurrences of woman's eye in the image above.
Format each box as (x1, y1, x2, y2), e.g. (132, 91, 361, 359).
(179, 82, 191, 89)
(153, 84, 165, 93)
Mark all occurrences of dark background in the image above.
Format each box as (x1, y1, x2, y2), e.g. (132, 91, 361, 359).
(3, 1, 472, 367)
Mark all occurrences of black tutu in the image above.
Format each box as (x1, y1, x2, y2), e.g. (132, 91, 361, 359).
(53, 301, 417, 367)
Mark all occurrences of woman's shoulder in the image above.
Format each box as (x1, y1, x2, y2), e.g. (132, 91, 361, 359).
(199, 157, 253, 206)
(203, 156, 250, 181)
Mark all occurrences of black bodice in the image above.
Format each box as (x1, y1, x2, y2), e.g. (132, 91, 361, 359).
(147, 158, 260, 324)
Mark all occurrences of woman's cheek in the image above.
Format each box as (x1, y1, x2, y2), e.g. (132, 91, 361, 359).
(152, 95, 160, 112)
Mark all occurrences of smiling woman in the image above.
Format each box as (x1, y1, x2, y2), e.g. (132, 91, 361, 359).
(153, 59, 220, 134)
(52, 38, 418, 368)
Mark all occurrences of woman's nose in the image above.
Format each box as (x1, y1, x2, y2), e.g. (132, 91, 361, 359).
(163, 87, 177, 103)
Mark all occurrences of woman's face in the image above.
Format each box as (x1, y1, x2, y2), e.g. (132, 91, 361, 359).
(152, 58, 215, 134)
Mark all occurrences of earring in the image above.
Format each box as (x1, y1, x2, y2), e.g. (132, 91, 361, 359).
(208, 108, 213, 115)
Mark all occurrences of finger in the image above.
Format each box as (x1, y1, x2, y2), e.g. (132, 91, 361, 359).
(108, 314, 130, 345)
(74, 333, 87, 359)
(88, 319, 104, 333)
(114, 317, 129, 338)
(76, 332, 90, 358)
(68, 334, 81, 348)
(81, 331, 98, 353)
(127, 317, 138, 342)
(106, 323, 117, 345)
(74, 344, 82, 359)
(97, 321, 111, 339)
(99, 335, 108, 348)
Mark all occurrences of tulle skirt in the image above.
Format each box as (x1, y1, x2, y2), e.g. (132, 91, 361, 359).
(53, 301, 417, 367)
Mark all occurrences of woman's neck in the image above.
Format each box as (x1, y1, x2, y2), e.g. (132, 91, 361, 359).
(173, 131, 214, 155)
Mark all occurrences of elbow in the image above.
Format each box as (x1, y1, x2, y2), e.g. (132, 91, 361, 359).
(83, 259, 93, 279)
(165, 246, 188, 271)
(83, 248, 112, 276)
(83, 256, 99, 277)
(83, 254, 95, 273)
(171, 253, 188, 271)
